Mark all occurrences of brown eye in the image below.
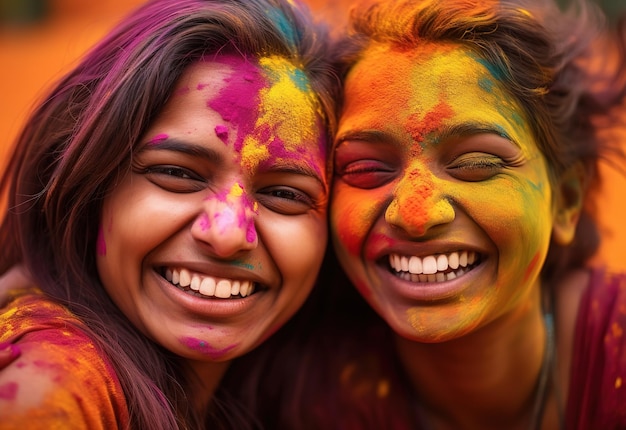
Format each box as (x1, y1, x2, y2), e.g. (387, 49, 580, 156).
(256, 186, 316, 215)
(143, 165, 206, 193)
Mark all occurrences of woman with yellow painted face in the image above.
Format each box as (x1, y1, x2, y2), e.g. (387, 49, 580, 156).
(234, 0, 626, 429)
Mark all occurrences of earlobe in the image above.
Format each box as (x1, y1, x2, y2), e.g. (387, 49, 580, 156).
(552, 162, 586, 246)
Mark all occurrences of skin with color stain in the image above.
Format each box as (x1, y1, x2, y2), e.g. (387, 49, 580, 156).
(331, 42, 565, 342)
(96, 54, 329, 368)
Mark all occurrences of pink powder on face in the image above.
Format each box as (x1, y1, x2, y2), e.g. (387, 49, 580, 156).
(208, 56, 266, 154)
(246, 222, 257, 243)
(147, 133, 169, 146)
(181, 337, 237, 360)
(214, 125, 229, 143)
(96, 226, 106, 256)
(198, 213, 211, 232)
(0, 382, 18, 400)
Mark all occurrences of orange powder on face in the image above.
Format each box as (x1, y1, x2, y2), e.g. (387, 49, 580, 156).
(386, 163, 434, 235)
(406, 101, 454, 143)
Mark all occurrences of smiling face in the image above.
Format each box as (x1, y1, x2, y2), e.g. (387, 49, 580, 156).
(96, 55, 328, 362)
(331, 43, 563, 342)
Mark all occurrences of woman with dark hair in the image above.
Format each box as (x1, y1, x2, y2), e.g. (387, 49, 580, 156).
(236, 0, 626, 428)
(0, 0, 337, 428)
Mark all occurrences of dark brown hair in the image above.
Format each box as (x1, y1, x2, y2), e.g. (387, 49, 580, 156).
(0, 0, 338, 427)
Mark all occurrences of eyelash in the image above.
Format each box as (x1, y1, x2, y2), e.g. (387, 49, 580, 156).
(143, 165, 203, 181)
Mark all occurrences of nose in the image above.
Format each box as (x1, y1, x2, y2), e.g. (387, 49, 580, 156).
(191, 183, 259, 257)
(384, 162, 455, 237)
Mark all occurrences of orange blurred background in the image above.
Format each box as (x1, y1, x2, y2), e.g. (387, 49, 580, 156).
(0, 0, 624, 270)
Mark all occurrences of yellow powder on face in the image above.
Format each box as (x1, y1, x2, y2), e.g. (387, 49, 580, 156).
(228, 182, 244, 198)
(240, 56, 322, 172)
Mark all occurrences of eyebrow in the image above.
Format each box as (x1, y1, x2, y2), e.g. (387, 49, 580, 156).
(139, 138, 224, 163)
(261, 161, 327, 190)
(336, 122, 520, 148)
(435, 122, 520, 148)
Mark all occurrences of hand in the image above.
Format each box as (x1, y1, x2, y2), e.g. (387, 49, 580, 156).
(0, 265, 32, 307)
(0, 343, 20, 370)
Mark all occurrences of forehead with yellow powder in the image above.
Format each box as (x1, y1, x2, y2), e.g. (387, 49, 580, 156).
(339, 42, 534, 154)
(236, 55, 325, 174)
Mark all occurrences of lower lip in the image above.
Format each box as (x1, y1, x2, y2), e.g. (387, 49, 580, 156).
(375, 261, 484, 302)
(153, 270, 263, 318)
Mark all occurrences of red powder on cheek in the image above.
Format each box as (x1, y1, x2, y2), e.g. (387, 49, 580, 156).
(0, 382, 18, 400)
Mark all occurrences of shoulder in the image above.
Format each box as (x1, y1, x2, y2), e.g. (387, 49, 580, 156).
(0, 290, 129, 429)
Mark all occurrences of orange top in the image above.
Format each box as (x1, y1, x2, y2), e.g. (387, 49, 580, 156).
(0, 288, 129, 429)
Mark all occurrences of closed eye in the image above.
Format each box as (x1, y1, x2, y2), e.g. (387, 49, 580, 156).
(447, 153, 507, 182)
(336, 160, 396, 189)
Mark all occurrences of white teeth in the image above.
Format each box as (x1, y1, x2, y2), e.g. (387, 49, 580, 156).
(460, 251, 468, 267)
(408, 256, 422, 274)
(436, 254, 448, 271)
(179, 269, 191, 287)
(389, 250, 479, 283)
(422, 256, 437, 275)
(190, 275, 200, 291)
(449, 252, 459, 270)
(215, 280, 231, 298)
(400, 256, 409, 272)
(165, 268, 254, 299)
(231, 280, 240, 296)
(199, 277, 216, 296)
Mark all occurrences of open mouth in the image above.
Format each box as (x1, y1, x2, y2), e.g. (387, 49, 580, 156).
(388, 251, 481, 283)
(160, 267, 258, 299)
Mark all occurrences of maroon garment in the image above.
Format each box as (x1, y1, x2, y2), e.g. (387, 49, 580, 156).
(566, 269, 626, 429)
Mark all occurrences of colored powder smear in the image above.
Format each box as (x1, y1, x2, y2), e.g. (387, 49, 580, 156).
(206, 182, 258, 244)
(385, 163, 434, 235)
(0, 382, 18, 400)
(147, 133, 168, 146)
(208, 54, 324, 176)
(214, 125, 229, 143)
(181, 336, 237, 360)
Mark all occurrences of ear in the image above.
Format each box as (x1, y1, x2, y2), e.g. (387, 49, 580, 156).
(552, 162, 586, 246)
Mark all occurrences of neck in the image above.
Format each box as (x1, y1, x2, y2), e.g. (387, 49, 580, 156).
(185, 359, 231, 415)
(395, 287, 547, 429)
